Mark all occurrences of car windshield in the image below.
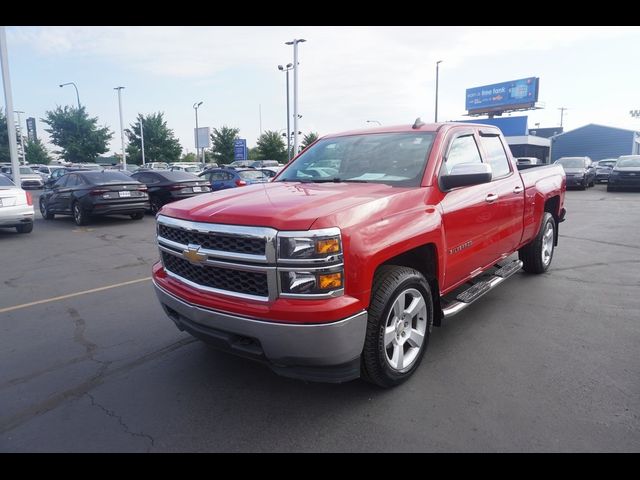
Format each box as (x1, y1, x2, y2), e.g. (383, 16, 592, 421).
(616, 156, 640, 167)
(556, 158, 585, 168)
(276, 132, 435, 186)
(0, 174, 15, 187)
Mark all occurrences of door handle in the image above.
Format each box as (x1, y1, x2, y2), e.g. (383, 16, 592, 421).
(513, 185, 524, 194)
(485, 193, 499, 203)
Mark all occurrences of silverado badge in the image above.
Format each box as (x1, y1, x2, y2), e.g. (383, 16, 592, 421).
(183, 244, 207, 264)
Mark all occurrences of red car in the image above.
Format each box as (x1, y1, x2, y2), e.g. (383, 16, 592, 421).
(152, 121, 566, 387)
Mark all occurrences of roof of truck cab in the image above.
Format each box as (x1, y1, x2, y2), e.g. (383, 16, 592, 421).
(323, 122, 499, 139)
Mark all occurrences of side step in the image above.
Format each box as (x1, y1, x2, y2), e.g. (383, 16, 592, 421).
(442, 259, 523, 319)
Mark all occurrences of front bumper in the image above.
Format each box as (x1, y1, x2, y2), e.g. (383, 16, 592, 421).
(565, 175, 586, 187)
(608, 176, 640, 188)
(153, 281, 367, 383)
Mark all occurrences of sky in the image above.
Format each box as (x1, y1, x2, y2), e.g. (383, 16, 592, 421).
(3, 26, 640, 158)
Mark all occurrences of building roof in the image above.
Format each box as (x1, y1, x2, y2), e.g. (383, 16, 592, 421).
(551, 123, 640, 139)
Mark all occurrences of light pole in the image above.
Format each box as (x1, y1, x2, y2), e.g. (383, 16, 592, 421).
(278, 63, 293, 160)
(14, 110, 26, 165)
(558, 107, 568, 128)
(139, 117, 146, 166)
(59, 82, 81, 109)
(366, 120, 382, 126)
(193, 101, 203, 162)
(285, 38, 306, 156)
(435, 60, 443, 122)
(114, 86, 127, 171)
(1, 26, 22, 186)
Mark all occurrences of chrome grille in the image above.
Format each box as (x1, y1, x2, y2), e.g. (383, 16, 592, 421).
(158, 223, 265, 255)
(161, 252, 268, 297)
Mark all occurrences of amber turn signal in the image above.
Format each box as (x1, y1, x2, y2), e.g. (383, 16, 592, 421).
(318, 272, 343, 290)
(316, 238, 340, 254)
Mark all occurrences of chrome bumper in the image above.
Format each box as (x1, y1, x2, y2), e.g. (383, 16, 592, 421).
(153, 281, 367, 381)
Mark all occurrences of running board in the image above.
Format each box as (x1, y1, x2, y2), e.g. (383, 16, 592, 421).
(442, 259, 523, 319)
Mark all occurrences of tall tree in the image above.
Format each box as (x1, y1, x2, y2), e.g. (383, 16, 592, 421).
(255, 130, 287, 162)
(125, 112, 182, 165)
(0, 109, 9, 163)
(301, 132, 319, 150)
(42, 106, 113, 163)
(209, 126, 240, 165)
(25, 139, 52, 165)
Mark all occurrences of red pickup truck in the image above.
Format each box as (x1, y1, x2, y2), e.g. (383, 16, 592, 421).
(152, 121, 566, 387)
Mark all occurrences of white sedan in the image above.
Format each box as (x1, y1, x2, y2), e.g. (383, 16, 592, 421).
(0, 174, 35, 233)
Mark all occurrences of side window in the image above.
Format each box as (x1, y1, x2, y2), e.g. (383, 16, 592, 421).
(444, 134, 482, 174)
(66, 174, 79, 188)
(54, 175, 68, 188)
(480, 135, 511, 178)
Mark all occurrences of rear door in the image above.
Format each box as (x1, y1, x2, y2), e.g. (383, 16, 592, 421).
(476, 130, 525, 260)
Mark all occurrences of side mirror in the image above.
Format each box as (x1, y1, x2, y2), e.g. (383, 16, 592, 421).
(441, 163, 492, 190)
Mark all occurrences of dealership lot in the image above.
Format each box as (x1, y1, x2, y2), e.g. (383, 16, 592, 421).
(0, 186, 638, 452)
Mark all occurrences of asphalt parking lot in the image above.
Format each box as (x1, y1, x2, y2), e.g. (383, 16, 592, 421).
(0, 185, 638, 452)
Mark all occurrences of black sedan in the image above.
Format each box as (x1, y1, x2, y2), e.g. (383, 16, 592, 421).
(39, 171, 149, 226)
(130, 170, 211, 214)
(607, 155, 640, 191)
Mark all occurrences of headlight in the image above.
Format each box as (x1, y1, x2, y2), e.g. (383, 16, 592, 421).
(277, 228, 344, 297)
(277, 228, 342, 260)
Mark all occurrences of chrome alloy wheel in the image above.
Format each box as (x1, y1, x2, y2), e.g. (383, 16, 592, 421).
(383, 288, 428, 372)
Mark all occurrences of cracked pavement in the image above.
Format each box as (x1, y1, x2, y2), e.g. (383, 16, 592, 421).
(0, 186, 638, 452)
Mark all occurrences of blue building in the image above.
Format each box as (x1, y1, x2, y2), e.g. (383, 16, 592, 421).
(550, 124, 640, 162)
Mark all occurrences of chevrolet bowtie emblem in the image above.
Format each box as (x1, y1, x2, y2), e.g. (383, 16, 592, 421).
(183, 244, 207, 264)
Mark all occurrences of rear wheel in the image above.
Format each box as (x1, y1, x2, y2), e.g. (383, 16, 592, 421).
(40, 198, 54, 220)
(130, 212, 144, 220)
(519, 212, 556, 274)
(72, 201, 88, 226)
(150, 196, 163, 215)
(16, 222, 33, 234)
(361, 266, 433, 388)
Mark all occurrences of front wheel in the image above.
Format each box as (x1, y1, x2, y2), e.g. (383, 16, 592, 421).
(130, 212, 144, 220)
(519, 212, 556, 273)
(361, 266, 433, 388)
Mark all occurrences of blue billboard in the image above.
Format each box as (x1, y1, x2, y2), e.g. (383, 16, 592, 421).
(466, 77, 539, 113)
(233, 139, 247, 161)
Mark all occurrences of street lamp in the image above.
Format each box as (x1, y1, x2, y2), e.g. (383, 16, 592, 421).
(59, 82, 81, 109)
(285, 38, 306, 156)
(435, 60, 443, 123)
(278, 63, 293, 160)
(14, 110, 26, 165)
(114, 86, 127, 171)
(366, 120, 382, 126)
(193, 101, 203, 162)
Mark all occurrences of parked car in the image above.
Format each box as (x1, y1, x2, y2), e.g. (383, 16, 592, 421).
(130, 170, 211, 214)
(199, 167, 269, 191)
(607, 155, 640, 191)
(0, 174, 34, 233)
(33, 164, 65, 180)
(153, 121, 567, 387)
(228, 160, 254, 168)
(45, 166, 91, 185)
(250, 160, 281, 168)
(146, 162, 169, 170)
(169, 165, 203, 174)
(554, 156, 595, 189)
(39, 171, 149, 226)
(594, 158, 618, 183)
(0, 165, 45, 189)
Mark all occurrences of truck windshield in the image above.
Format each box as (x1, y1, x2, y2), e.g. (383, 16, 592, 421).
(277, 132, 435, 186)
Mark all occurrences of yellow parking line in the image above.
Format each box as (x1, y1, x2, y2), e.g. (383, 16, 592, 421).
(0, 277, 152, 314)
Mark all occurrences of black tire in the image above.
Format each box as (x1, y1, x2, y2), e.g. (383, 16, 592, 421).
(130, 212, 144, 220)
(361, 265, 433, 388)
(72, 201, 88, 226)
(16, 222, 33, 234)
(150, 196, 163, 215)
(519, 212, 556, 274)
(589, 179, 595, 187)
(40, 198, 54, 220)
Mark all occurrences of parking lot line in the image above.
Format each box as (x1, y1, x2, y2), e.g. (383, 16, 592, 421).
(0, 277, 152, 314)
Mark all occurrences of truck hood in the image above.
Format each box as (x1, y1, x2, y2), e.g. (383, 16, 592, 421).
(160, 181, 410, 230)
